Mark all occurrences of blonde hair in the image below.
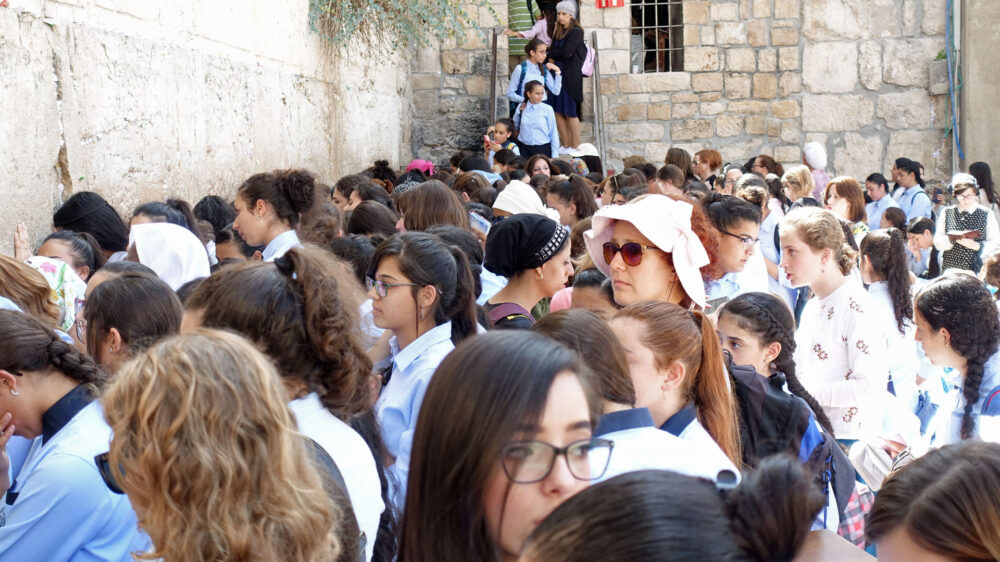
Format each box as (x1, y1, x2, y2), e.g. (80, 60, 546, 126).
(779, 207, 857, 275)
(781, 165, 815, 200)
(103, 330, 342, 562)
(0, 255, 60, 327)
(824, 176, 867, 223)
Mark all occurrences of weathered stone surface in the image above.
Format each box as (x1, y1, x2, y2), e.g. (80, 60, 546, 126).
(716, 115, 744, 137)
(748, 20, 768, 47)
(719, 139, 764, 163)
(700, 25, 717, 45)
(803, 42, 858, 93)
(442, 50, 469, 74)
(670, 119, 714, 140)
(671, 92, 701, 103)
(464, 76, 490, 96)
(778, 47, 799, 71)
(725, 73, 752, 99)
(772, 99, 801, 118)
(728, 100, 770, 114)
(752, 0, 771, 18)
(672, 103, 698, 119)
(710, 1, 740, 21)
(774, 0, 800, 19)
(648, 104, 671, 120)
(609, 123, 665, 142)
(715, 22, 748, 45)
(922, 0, 946, 35)
(802, 0, 865, 40)
(726, 48, 757, 72)
(745, 115, 767, 135)
(780, 121, 802, 143)
(802, 95, 875, 132)
(883, 38, 944, 87)
(771, 24, 800, 46)
(858, 40, 883, 90)
(885, 129, 951, 181)
(779, 71, 802, 95)
(684, 0, 710, 24)
(617, 104, 648, 121)
(684, 47, 721, 71)
(877, 89, 935, 130)
(692, 72, 723, 92)
(617, 73, 692, 93)
(753, 74, 778, 99)
(700, 100, 726, 115)
(774, 145, 802, 163)
(758, 48, 777, 72)
(835, 132, 884, 179)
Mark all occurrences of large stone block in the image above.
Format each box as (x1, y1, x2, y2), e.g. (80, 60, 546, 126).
(922, 0, 946, 35)
(672, 103, 698, 119)
(883, 38, 944, 88)
(617, 73, 692, 93)
(648, 104, 672, 120)
(753, 74, 778, 99)
(441, 50, 469, 74)
(748, 20, 768, 47)
(834, 132, 884, 179)
(728, 100, 770, 114)
(772, 99, 801, 118)
(774, 145, 802, 163)
(858, 40, 882, 90)
(758, 48, 777, 72)
(778, 46, 799, 71)
(725, 73, 752, 99)
(726, 48, 757, 72)
(670, 119, 714, 140)
(780, 121, 802, 143)
(684, 47, 721, 71)
(617, 104, 648, 121)
(609, 123, 665, 142)
(885, 129, 951, 181)
(710, 1, 740, 21)
(753, 0, 771, 18)
(692, 72, 723, 92)
(774, 0, 800, 19)
(802, 95, 875, 132)
(771, 24, 800, 46)
(700, 100, 726, 115)
(715, 21, 748, 45)
(684, 0, 711, 24)
(745, 115, 767, 135)
(716, 115, 745, 137)
(877, 89, 935, 130)
(802, 0, 865, 40)
(779, 71, 802, 95)
(803, 42, 858, 93)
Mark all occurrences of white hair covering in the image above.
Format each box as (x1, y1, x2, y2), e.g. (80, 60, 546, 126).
(129, 222, 211, 290)
(493, 180, 561, 222)
(803, 141, 827, 170)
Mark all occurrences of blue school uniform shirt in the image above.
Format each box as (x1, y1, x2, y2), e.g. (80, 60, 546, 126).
(0, 388, 148, 560)
(939, 349, 1000, 444)
(866, 196, 900, 231)
(659, 403, 739, 475)
(377, 321, 455, 508)
(513, 102, 560, 157)
(894, 185, 933, 221)
(505, 62, 563, 103)
(262, 229, 302, 262)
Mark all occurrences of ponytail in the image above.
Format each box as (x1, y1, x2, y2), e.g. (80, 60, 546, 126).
(691, 310, 743, 467)
(165, 198, 206, 243)
(0, 309, 106, 392)
(46, 337, 103, 389)
(860, 229, 913, 334)
(238, 169, 318, 228)
(441, 244, 478, 343)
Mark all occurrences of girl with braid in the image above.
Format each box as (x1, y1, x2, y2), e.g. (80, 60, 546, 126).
(0, 310, 146, 559)
(914, 271, 1000, 444)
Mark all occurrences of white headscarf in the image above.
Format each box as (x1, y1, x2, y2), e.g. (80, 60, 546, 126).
(129, 223, 210, 290)
(803, 141, 827, 170)
(493, 180, 561, 222)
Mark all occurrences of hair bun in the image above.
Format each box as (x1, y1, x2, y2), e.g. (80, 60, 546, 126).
(273, 254, 296, 277)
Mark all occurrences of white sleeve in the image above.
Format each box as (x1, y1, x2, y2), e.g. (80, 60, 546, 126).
(933, 207, 954, 253)
(983, 207, 1000, 256)
(815, 307, 888, 409)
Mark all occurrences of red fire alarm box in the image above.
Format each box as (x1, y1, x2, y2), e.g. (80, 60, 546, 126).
(597, 0, 625, 7)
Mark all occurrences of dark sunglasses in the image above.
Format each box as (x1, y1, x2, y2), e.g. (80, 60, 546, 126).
(602, 241, 661, 267)
(94, 452, 125, 495)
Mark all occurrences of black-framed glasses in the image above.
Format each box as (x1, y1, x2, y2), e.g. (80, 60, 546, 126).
(719, 230, 759, 250)
(603, 241, 661, 267)
(500, 438, 613, 483)
(94, 452, 125, 495)
(365, 277, 421, 298)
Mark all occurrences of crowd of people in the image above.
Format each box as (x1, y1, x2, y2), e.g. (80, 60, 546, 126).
(0, 136, 999, 562)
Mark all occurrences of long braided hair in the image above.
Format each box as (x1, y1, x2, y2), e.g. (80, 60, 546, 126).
(916, 272, 1000, 439)
(0, 309, 105, 393)
(720, 292, 836, 436)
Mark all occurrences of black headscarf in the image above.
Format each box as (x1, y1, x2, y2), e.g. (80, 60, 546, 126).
(484, 214, 568, 277)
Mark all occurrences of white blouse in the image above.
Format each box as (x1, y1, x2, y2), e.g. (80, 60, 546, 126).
(794, 280, 889, 439)
(867, 281, 920, 412)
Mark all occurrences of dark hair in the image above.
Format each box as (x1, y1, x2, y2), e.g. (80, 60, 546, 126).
(754, 154, 784, 177)
(720, 293, 836, 436)
(298, 200, 345, 248)
(534, 309, 635, 405)
(193, 195, 237, 238)
(325, 234, 376, 287)
(867, 440, 1000, 559)
(547, 176, 599, 221)
(970, 162, 996, 206)
(368, 233, 478, 344)
(915, 272, 1000, 439)
(665, 147, 693, 177)
(396, 170, 426, 185)
(0, 309, 104, 391)
(370, 160, 398, 189)
(449, 150, 475, 170)
(636, 163, 658, 181)
(333, 174, 372, 200)
(85, 273, 183, 361)
(550, 159, 574, 176)
(40, 231, 106, 280)
(525, 154, 552, 176)
(524, 79, 544, 95)
(187, 245, 373, 419)
(132, 199, 205, 242)
(895, 158, 922, 184)
(860, 229, 912, 334)
(908, 216, 935, 236)
(657, 164, 685, 188)
(881, 207, 907, 230)
(495, 118, 516, 136)
(399, 331, 599, 562)
(524, 37, 546, 57)
(452, 172, 491, 200)
(396, 181, 470, 231)
(493, 149, 518, 168)
(425, 225, 484, 298)
(823, 176, 868, 223)
(175, 278, 206, 304)
(346, 200, 400, 238)
(98, 260, 158, 278)
(701, 192, 763, 231)
(353, 183, 393, 209)
(237, 169, 317, 228)
(52, 192, 130, 253)
(215, 226, 263, 258)
(459, 156, 491, 173)
(523, 458, 824, 562)
(865, 172, 890, 195)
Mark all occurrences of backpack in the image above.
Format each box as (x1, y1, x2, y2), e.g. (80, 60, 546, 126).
(509, 61, 547, 118)
(306, 438, 366, 562)
(982, 384, 1000, 416)
(581, 42, 596, 77)
(486, 302, 534, 327)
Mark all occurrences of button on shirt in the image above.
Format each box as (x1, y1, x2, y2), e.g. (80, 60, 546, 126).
(894, 185, 933, 221)
(0, 392, 148, 561)
(377, 322, 455, 508)
(866, 196, 900, 231)
(261, 229, 302, 262)
(513, 102, 560, 157)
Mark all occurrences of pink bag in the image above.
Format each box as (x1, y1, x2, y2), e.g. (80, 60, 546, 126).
(581, 43, 595, 77)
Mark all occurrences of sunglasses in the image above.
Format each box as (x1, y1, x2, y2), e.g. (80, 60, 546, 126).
(94, 452, 125, 495)
(603, 241, 661, 267)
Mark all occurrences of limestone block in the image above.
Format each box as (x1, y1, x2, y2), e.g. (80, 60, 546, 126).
(670, 119, 714, 140)
(726, 48, 757, 72)
(725, 73, 752, 99)
(594, 29, 615, 50)
(684, 47, 721, 71)
(648, 104, 671, 120)
(684, 1, 711, 24)
(672, 103, 698, 119)
(867, 0, 900, 37)
(803, 42, 858, 93)
(416, 46, 442, 73)
(613, 30, 632, 50)
(672, 92, 700, 103)
(779, 71, 802, 96)
(617, 73, 692, 93)
(684, 26, 701, 47)
(701, 25, 717, 46)
(728, 100, 770, 114)
(802, 0, 865, 40)
(772, 99, 801, 118)
(692, 72, 723, 92)
(774, 0, 800, 19)
(753, 74, 778, 99)
(710, 2, 740, 21)
(771, 24, 799, 46)
(618, 104, 648, 121)
(902, 0, 918, 35)
(716, 115, 745, 137)
(411, 73, 442, 91)
(700, 91, 723, 102)
(778, 47, 799, 71)
(774, 145, 802, 163)
(715, 22, 748, 45)
(835, 132, 884, 179)
(780, 122, 802, 143)
(753, 0, 771, 18)
(650, 94, 671, 103)
(442, 50, 469, 74)
(802, 95, 875, 132)
(609, 123, 665, 142)
(883, 38, 943, 88)
(624, 93, 653, 103)
(745, 115, 767, 135)
(701, 100, 727, 115)
(748, 20, 768, 47)
(768, 118, 782, 138)
(922, 0, 946, 35)
(877, 89, 934, 130)
(413, 90, 440, 113)
(604, 6, 631, 28)
(758, 48, 777, 72)
(858, 40, 882, 90)
(598, 49, 630, 75)
(643, 143, 671, 163)
(885, 130, 950, 181)
(601, 77, 619, 94)
(464, 76, 490, 96)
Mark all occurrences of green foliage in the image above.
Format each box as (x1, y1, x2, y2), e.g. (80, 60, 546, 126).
(309, 0, 496, 55)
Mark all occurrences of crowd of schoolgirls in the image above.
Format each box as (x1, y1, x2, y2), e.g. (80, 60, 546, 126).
(1, 140, 999, 562)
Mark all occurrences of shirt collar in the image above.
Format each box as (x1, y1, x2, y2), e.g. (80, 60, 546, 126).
(262, 229, 301, 262)
(390, 321, 453, 373)
(41, 384, 93, 445)
(595, 407, 655, 436)
(659, 402, 697, 437)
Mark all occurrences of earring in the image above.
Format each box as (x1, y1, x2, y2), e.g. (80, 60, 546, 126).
(536, 271, 544, 281)
(10, 388, 17, 396)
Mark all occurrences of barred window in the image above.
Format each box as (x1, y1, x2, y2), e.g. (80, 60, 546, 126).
(630, 0, 684, 73)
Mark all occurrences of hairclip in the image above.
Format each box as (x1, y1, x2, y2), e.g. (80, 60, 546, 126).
(715, 469, 739, 494)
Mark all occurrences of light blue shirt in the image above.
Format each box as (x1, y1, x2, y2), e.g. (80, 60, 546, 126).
(377, 321, 455, 508)
(940, 349, 1000, 444)
(908, 246, 936, 276)
(479, 269, 508, 306)
(705, 272, 741, 308)
(261, 229, 302, 262)
(0, 400, 148, 560)
(894, 185, 933, 221)
(866, 196, 901, 230)
(513, 102, 560, 156)
(506, 62, 562, 103)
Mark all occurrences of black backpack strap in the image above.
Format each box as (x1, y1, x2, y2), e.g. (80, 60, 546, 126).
(305, 438, 366, 562)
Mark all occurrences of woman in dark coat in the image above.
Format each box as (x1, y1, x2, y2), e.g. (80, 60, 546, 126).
(547, 0, 585, 152)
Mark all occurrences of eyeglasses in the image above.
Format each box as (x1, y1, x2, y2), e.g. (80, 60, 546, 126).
(724, 179, 737, 186)
(603, 241, 661, 267)
(693, 160, 703, 166)
(500, 438, 613, 483)
(365, 277, 421, 298)
(719, 230, 759, 250)
(955, 191, 978, 201)
(94, 452, 125, 495)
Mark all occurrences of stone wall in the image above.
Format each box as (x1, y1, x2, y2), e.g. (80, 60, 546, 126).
(0, 0, 410, 254)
